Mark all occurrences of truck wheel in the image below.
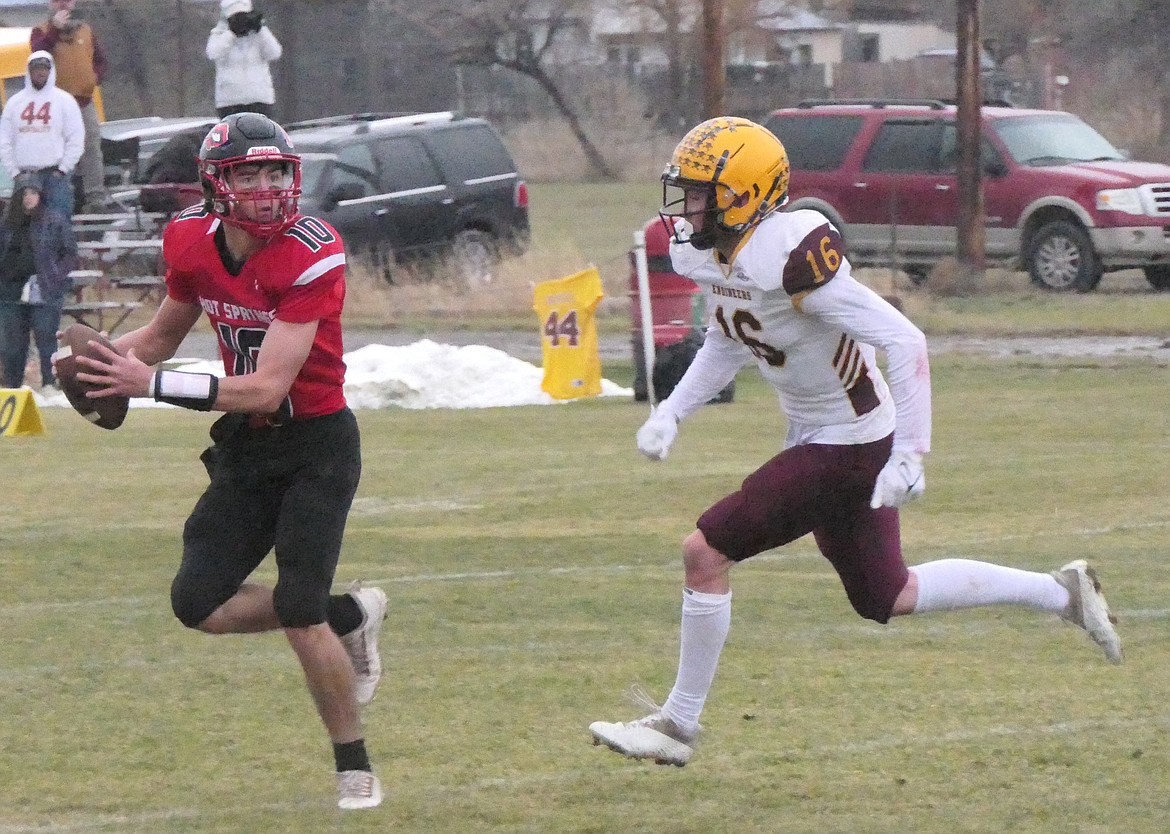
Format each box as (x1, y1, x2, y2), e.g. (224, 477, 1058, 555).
(1143, 266, 1170, 291)
(905, 266, 930, 286)
(1027, 220, 1101, 292)
(453, 230, 498, 286)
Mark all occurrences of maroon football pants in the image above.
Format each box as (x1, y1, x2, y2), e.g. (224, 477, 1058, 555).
(697, 434, 907, 623)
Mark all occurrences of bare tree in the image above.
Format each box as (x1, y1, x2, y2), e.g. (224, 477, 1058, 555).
(598, 0, 797, 127)
(596, 0, 694, 127)
(1052, 0, 1170, 148)
(382, 0, 617, 178)
(97, 0, 159, 113)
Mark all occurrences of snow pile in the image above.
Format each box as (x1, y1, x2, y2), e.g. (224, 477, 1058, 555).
(33, 339, 631, 411)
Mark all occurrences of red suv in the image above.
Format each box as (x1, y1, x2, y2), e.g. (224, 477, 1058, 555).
(764, 99, 1170, 292)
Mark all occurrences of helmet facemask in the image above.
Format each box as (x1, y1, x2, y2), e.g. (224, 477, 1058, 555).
(199, 112, 302, 239)
(202, 155, 302, 239)
(660, 165, 746, 251)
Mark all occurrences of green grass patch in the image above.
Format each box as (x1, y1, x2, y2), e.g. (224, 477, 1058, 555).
(1, 353, 1167, 832)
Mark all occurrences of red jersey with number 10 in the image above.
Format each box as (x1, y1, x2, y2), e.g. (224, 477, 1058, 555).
(162, 206, 348, 420)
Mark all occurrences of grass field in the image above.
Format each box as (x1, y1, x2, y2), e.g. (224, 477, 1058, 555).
(2, 352, 1168, 833)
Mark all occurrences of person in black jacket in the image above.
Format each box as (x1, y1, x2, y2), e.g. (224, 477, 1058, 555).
(0, 174, 77, 390)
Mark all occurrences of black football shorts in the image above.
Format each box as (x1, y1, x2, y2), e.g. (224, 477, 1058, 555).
(172, 407, 362, 629)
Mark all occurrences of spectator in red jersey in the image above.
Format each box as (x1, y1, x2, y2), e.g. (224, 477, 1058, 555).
(59, 113, 385, 811)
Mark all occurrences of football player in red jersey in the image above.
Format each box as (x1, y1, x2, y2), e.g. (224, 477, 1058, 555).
(588, 117, 1123, 767)
(65, 113, 385, 810)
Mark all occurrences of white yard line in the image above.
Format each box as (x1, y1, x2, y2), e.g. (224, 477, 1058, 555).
(2, 517, 1167, 615)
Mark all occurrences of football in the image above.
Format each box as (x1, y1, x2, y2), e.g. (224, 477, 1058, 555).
(52, 323, 129, 430)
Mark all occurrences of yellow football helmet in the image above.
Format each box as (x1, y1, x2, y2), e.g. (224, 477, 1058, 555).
(661, 116, 790, 249)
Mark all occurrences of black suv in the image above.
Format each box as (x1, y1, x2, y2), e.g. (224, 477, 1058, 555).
(285, 112, 530, 282)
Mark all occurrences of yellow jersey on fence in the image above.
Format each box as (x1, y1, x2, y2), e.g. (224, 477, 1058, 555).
(532, 266, 604, 400)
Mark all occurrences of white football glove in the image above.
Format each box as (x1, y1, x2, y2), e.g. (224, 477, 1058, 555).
(869, 450, 926, 509)
(636, 405, 679, 461)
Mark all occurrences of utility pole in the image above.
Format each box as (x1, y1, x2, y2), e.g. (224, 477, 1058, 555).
(701, 0, 725, 119)
(280, 1, 300, 121)
(176, 0, 186, 114)
(955, 0, 984, 278)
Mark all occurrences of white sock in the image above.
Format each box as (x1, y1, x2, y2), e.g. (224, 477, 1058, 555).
(663, 588, 731, 733)
(911, 558, 1069, 614)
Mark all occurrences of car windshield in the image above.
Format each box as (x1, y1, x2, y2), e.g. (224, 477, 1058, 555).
(992, 114, 1126, 166)
(299, 153, 334, 196)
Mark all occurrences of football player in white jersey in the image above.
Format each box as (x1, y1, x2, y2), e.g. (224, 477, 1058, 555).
(589, 116, 1122, 768)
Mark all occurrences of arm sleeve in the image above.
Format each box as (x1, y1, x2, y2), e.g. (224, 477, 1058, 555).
(0, 107, 16, 178)
(162, 224, 200, 305)
(659, 325, 750, 422)
(206, 23, 234, 60)
(60, 97, 85, 171)
(53, 214, 78, 282)
(801, 276, 932, 454)
(277, 258, 345, 323)
(257, 27, 282, 61)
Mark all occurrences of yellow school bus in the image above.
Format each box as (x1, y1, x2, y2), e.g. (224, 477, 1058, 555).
(0, 26, 105, 117)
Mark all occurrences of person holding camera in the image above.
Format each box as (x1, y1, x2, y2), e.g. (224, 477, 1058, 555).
(31, 0, 108, 211)
(206, 0, 282, 118)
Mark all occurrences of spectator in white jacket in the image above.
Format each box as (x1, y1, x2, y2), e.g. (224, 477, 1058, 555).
(206, 0, 282, 118)
(0, 51, 84, 217)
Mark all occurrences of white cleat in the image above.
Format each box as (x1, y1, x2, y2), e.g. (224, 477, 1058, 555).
(1052, 559, 1123, 664)
(340, 581, 388, 705)
(337, 770, 383, 810)
(589, 687, 698, 766)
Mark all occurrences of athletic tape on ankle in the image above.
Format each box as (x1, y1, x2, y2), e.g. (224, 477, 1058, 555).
(152, 370, 219, 411)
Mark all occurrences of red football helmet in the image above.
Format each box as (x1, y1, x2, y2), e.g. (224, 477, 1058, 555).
(198, 112, 301, 238)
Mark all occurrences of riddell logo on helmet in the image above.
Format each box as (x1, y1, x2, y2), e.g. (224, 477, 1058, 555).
(246, 146, 282, 156)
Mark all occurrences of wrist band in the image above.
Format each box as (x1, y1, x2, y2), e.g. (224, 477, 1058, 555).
(152, 370, 219, 411)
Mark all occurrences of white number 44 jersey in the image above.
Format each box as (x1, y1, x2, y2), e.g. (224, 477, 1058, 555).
(667, 209, 931, 453)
